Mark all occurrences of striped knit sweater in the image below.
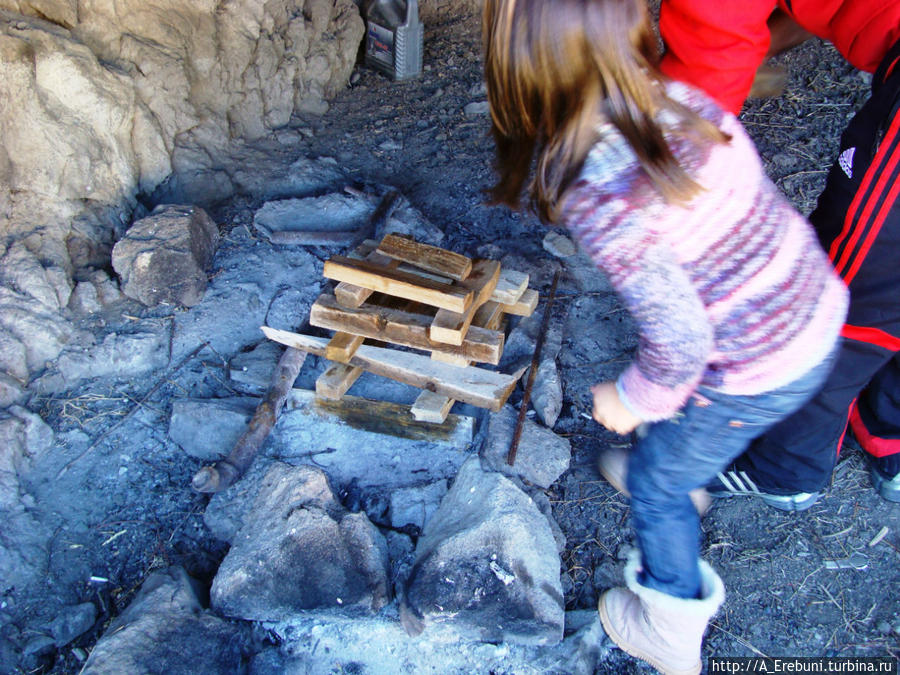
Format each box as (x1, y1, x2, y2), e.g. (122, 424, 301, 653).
(562, 81, 848, 421)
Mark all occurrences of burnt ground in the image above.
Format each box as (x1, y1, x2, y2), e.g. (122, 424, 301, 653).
(8, 6, 899, 674)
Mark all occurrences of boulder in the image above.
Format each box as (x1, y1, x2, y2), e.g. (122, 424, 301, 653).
(112, 204, 218, 307)
(211, 463, 391, 621)
(402, 456, 565, 646)
(81, 566, 246, 675)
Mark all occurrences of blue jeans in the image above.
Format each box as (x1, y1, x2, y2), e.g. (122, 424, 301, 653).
(625, 351, 836, 599)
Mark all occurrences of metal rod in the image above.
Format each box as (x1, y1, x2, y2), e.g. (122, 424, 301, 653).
(507, 270, 560, 466)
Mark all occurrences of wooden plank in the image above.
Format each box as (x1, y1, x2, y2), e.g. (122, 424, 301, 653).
(316, 362, 363, 400)
(376, 234, 473, 281)
(411, 390, 455, 423)
(500, 288, 539, 317)
(261, 327, 518, 412)
(430, 260, 501, 346)
(310, 292, 503, 365)
(490, 268, 529, 305)
(472, 301, 505, 331)
(431, 351, 470, 367)
(335, 251, 400, 308)
(325, 332, 365, 362)
(324, 256, 473, 313)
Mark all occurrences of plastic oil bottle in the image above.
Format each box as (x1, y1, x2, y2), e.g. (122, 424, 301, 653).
(364, 0, 424, 81)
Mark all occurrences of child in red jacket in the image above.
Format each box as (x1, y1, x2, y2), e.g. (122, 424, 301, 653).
(659, 0, 900, 508)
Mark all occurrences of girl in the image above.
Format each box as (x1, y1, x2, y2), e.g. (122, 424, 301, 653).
(482, 1, 848, 673)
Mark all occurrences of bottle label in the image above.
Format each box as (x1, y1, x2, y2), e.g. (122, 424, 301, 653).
(366, 21, 394, 68)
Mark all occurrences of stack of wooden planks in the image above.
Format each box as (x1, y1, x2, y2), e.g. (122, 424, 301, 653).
(262, 234, 538, 423)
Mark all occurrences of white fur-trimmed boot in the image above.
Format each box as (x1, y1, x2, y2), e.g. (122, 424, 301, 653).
(598, 550, 725, 675)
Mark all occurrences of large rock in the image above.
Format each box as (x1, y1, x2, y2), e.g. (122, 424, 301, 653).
(402, 456, 565, 646)
(211, 463, 391, 621)
(112, 204, 219, 307)
(81, 566, 247, 675)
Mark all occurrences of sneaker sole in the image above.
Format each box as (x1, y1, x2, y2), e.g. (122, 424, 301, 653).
(869, 467, 900, 503)
(709, 470, 819, 512)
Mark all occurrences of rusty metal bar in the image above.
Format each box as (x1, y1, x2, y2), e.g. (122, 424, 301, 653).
(507, 270, 560, 466)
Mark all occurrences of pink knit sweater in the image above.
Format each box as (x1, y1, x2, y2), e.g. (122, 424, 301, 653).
(562, 81, 848, 421)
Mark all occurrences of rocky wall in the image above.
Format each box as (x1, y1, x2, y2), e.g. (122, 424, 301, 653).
(0, 0, 363, 274)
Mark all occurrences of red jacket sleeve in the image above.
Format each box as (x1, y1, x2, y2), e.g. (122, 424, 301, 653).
(658, 0, 774, 115)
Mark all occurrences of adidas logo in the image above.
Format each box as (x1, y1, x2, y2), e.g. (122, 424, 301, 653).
(839, 147, 855, 179)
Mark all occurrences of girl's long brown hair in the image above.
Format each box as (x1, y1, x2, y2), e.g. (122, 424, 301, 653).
(483, 0, 728, 223)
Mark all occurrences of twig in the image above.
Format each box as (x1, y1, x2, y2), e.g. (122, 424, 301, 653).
(56, 341, 210, 478)
(709, 621, 770, 658)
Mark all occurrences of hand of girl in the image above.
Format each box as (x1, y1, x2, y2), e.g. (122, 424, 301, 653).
(590, 382, 643, 435)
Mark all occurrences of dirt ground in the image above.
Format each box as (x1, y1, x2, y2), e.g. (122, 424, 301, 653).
(10, 5, 899, 674)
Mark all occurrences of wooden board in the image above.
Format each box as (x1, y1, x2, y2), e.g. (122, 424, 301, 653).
(325, 332, 364, 362)
(472, 301, 505, 331)
(262, 327, 518, 412)
(376, 234, 473, 281)
(310, 292, 504, 365)
(316, 362, 363, 400)
(500, 288, 539, 316)
(411, 389, 455, 423)
(490, 268, 529, 305)
(430, 260, 501, 346)
(324, 256, 473, 313)
(335, 250, 400, 308)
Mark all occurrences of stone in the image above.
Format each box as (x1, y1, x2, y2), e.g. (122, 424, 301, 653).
(530, 357, 563, 428)
(55, 330, 169, 385)
(389, 480, 448, 532)
(0, 330, 28, 383)
(112, 204, 219, 307)
(0, 243, 71, 311)
(20, 635, 55, 672)
(0, 372, 26, 408)
(542, 230, 577, 258)
(0, 243, 76, 381)
(228, 340, 284, 393)
(0, 286, 73, 375)
(210, 463, 391, 620)
(167, 397, 256, 461)
(47, 602, 97, 647)
(463, 101, 490, 116)
(252, 192, 371, 242)
(403, 456, 565, 646)
(81, 566, 246, 675)
(371, 194, 445, 246)
(0, 408, 54, 604)
(481, 405, 571, 489)
(67, 282, 102, 314)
